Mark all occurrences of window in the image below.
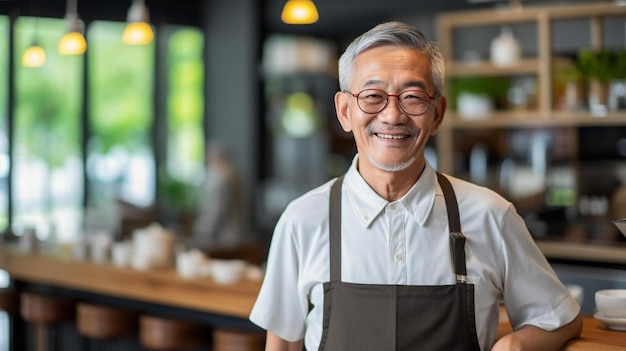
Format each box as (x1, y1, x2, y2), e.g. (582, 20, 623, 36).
(86, 21, 156, 220)
(12, 17, 83, 241)
(161, 27, 205, 219)
(1, 16, 205, 243)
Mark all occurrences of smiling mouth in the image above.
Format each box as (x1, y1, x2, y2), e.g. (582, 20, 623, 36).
(374, 133, 410, 140)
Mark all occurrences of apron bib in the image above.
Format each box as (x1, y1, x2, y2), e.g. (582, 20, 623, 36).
(318, 173, 481, 351)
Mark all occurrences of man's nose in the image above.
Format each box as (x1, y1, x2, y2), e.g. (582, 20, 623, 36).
(379, 96, 408, 123)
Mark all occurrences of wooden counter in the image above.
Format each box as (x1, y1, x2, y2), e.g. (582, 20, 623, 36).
(0, 245, 261, 319)
(2, 245, 626, 349)
(497, 307, 626, 350)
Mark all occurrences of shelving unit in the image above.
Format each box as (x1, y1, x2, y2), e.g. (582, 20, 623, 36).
(436, 1, 626, 174)
(435, 2, 626, 259)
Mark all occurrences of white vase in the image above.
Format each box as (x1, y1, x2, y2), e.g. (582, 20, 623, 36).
(490, 27, 521, 67)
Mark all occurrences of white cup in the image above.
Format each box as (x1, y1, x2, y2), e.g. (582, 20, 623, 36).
(111, 241, 133, 268)
(595, 289, 626, 318)
(176, 249, 207, 279)
(211, 259, 246, 284)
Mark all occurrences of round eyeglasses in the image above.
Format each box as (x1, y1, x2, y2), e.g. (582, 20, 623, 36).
(347, 89, 438, 116)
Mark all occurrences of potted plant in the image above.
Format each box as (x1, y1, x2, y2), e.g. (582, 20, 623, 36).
(576, 48, 621, 115)
(450, 76, 510, 119)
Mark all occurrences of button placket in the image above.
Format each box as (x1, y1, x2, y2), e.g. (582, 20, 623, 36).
(387, 202, 406, 284)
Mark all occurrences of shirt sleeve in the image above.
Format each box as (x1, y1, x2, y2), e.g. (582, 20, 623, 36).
(499, 205, 580, 331)
(249, 208, 307, 342)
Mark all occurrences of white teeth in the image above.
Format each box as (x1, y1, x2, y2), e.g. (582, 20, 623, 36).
(377, 133, 406, 140)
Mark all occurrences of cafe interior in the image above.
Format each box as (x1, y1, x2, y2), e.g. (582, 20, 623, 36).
(0, 0, 625, 350)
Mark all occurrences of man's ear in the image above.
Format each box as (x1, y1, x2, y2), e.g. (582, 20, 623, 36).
(431, 95, 447, 135)
(335, 91, 353, 133)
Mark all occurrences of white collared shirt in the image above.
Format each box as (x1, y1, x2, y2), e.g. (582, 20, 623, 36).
(250, 155, 579, 350)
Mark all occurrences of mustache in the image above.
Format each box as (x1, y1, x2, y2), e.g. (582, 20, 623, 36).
(366, 125, 417, 136)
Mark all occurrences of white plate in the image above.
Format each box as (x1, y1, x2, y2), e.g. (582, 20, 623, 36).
(594, 312, 626, 331)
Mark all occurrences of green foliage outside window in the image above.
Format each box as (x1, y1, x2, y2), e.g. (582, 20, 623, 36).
(161, 27, 205, 219)
(13, 17, 83, 240)
(14, 17, 82, 169)
(89, 21, 155, 154)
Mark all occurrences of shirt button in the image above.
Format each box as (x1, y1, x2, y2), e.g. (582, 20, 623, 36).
(395, 254, 403, 262)
(390, 203, 397, 210)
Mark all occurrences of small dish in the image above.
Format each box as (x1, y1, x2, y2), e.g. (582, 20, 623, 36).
(615, 218, 626, 238)
(594, 312, 626, 331)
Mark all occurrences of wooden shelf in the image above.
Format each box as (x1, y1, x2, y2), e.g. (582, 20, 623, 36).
(444, 111, 626, 129)
(438, 2, 626, 28)
(447, 59, 540, 77)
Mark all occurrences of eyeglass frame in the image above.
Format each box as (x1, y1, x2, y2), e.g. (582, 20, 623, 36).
(344, 88, 439, 116)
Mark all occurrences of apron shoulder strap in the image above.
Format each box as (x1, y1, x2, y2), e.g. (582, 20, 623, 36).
(436, 172, 468, 283)
(329, 176, 344, 282)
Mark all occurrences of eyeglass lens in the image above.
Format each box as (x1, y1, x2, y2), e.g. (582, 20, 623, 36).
(356, 89, 431, 116)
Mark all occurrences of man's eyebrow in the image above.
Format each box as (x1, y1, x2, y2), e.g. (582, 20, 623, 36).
(360, 79, 429, 91)
(402, 80, 428, 91)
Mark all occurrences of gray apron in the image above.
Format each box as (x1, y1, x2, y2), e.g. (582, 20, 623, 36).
(317, 173, 482, 351)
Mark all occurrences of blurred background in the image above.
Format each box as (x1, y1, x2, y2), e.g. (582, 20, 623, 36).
(0, 0, 624, 304)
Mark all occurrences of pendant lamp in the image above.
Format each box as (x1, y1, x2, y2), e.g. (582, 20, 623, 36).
(22, 13, 46, 68)
(58, 0, 86, 55)
(123, 0, 154, 45)
(22, 41, 46, 67)
(281, 0, 319, 25)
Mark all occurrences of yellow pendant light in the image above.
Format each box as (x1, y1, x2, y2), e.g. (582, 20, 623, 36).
(281, 0, 319, 25)
(123, 0, 154, 45)
(22, 42, 46, 67)
(59, 31, 87, 55)
(58, 0, 86, 55)
(22, 14, 46, 67)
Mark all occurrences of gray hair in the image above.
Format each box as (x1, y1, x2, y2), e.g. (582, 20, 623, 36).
(338, 21, 445, 95)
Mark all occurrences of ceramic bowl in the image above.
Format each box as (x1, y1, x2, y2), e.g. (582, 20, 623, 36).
(595, 289, 626, 318)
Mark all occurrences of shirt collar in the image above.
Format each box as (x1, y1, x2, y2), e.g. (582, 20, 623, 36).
(344, 155, 438, 228)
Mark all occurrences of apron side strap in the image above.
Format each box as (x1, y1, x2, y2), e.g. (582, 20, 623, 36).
(329, 176, 344, 282)
(451, 232, 468, 282)
(436, 172, 468, 283)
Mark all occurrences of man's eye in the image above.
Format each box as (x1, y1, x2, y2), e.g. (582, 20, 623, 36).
(402, 92, 428, 104)
(362, 93, 385, 101)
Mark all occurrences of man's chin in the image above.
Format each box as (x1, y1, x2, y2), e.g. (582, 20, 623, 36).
(368, 155, 416, 173)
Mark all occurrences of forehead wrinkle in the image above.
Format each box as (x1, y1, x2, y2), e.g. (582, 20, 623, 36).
(362, 79, 384, 88)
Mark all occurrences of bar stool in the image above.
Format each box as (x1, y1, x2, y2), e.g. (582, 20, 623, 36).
(0, 288, 21, 350)
(139, 315, 208, 350)
(0, 288, 19, 314)
(77, 302, 139, 349)
(20, 292, 75, 351)
(212, 328, 266, 351)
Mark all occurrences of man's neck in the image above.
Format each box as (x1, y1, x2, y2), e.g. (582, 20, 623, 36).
(358, 158, 426, 202)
